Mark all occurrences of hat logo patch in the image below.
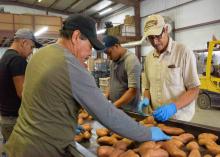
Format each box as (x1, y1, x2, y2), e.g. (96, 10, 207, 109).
(144, 20, 158, 32)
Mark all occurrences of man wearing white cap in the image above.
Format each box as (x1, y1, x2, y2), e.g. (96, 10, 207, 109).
(138, 14, 200, 122)
(0, 28, 42, 142)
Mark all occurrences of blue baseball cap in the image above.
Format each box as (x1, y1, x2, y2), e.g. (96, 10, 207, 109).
(102, 35, 120, 53)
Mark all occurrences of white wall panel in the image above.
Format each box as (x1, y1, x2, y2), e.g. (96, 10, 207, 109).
(0, 5, 45, 15)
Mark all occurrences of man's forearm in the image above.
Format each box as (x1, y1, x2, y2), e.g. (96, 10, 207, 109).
(114, 88, 137, 108)
(143, 89, 151, 100)
(174, 86, 200, 109)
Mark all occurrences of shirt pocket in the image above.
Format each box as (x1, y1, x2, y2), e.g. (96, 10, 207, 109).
(166, 67, 182, 86)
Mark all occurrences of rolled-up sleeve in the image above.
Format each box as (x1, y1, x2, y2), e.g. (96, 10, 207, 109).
(183, 47, 200, 89)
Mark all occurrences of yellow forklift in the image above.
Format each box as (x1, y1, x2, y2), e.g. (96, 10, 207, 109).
(197, 40, 220, 109)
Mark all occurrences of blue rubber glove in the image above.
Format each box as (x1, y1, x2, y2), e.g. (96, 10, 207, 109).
(150, 127, 171, 141)
(153, 103, 177, 122)
(137, 98, 150, 116)
(75, 125, 85, 135)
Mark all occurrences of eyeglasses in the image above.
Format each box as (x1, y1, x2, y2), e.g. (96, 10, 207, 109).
(148, 28, 165, 41)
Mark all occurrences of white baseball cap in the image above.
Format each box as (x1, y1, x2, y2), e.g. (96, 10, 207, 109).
(144, 14, 165, 37)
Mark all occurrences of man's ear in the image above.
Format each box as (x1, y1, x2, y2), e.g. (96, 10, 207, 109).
(164, 26, 168, 33)
(71, 30, 81, 42)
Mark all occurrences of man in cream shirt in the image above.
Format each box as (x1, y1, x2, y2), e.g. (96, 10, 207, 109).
(138, 14, 200, 122)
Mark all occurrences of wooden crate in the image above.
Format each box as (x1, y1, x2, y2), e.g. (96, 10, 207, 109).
(0, 13, 13, 23)
(0, 23, 13, 31)
(14, 14, 32, 24)
(34, 15, 61, 26)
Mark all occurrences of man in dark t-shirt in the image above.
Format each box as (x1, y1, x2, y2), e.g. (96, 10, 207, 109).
(0, 28, 42, 141)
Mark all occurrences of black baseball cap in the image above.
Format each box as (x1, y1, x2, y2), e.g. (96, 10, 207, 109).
(14, 28, 42, 48)
(102, 35, 120, 53)
(62, 14, 104, 50)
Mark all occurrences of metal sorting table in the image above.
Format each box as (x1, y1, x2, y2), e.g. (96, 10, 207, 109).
(77, 111, 220, 156)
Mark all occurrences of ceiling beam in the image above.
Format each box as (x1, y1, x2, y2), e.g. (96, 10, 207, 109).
(110, 0, 138, 6)
(47, 0, 60, 9)
(99, 5, 129, 19)
(90, 2, 117, 17)
(63, 0, 80, 11)
(79, 0, 101, 14)
(0, 1, 71, 15)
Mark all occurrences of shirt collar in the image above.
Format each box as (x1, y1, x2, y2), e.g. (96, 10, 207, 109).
(114, 49, 128, 63)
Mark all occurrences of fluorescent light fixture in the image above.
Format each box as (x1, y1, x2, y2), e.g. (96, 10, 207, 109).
(34, 26, 48, 36)
(38, 0, 42, 2)
(99, 8, 112, 15)
(97, 29, 106, 35)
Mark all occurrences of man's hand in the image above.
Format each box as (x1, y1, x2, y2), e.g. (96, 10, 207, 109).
(137, 98, 150, 116)
(150, 127, 171, 141)
(153, 103, 177, 122)
(75, 125, 85, 135)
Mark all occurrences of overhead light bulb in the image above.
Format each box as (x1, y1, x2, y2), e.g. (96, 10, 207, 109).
(99, 8, 112, 15)
(34, 26, 48, 36)
(38, 0, 42, 2)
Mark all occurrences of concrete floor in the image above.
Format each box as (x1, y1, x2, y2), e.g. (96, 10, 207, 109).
(191, 103, 220, 128)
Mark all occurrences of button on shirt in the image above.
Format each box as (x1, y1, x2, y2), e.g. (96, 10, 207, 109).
(144, 38, 200, 121)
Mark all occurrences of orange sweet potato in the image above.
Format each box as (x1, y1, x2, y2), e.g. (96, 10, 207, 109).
(97, 146, 114, 157)
(198, 133, 218, 142)
(186, 141, 200, 150)
(162, 140, 186, 157)
(140, 148, 169, 157)
(97, 136, 118, 146)
(172, 133, 195, 144)
(118, 150, 139, 157)
(82, 123, 92, 131)
(158, 124, 185, 135)
(188, 149, 201, 157)
(96, 128, 110, 137)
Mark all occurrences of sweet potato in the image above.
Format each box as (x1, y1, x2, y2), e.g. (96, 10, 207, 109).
(203, 154, 212, 157)
(138, 141, 156, 154)
(186, 141, 200, 150)
(83, 131, 92, 139)
(109, 149, 124, 157)
(82, 123, 92, 131)
(111, 133, 123, 140)
(113, 140, 130, 151)
(158, 124, 185, 135)
(78, 118, 84, 125)
(78, 112, 89, 119)
(97, 136, 118, 146)
(216, 154, 220, 157)
(198, 133, 218, 142)
(169, 139, 184, 148)
(119, 150, 139, 157)
(188, 149, 201, 157)
(96, 128, 110, 137)
(97, 146, 114, 157)
(162, 140, 186, 157)
(206, 143, 220, 155)
(198, 138, 216, 146)
(172, 133, 195, 144)
(74, 134, 83, 142)
(121, 138, 134, 146)
(140, 148, 169, 157)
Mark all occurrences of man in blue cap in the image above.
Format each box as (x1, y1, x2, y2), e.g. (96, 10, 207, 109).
(5, 14, 170, 157)
(0, 28, 42, 142)
(103, 35, 141, 112)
